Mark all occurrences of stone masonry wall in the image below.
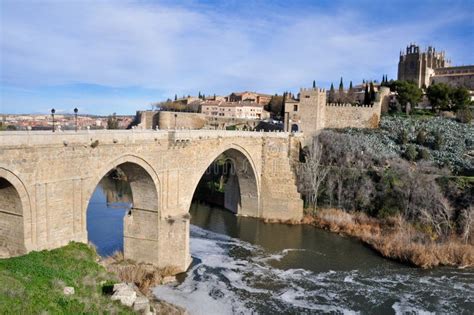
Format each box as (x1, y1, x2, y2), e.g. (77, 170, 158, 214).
(0, 130, 303, 272)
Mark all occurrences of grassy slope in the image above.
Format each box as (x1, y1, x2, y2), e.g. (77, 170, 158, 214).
(0, 242, 134, 314)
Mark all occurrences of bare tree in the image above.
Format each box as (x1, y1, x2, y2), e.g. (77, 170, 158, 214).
(297, 143, 330, 213)
(459, 207, 473, 244)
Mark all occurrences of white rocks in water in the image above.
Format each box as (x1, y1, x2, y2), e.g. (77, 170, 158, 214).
(161, 276, 177, 284)
(111, 282, 137, 307)
(63, 286, 75, 295)
(133, 296, 150, 312)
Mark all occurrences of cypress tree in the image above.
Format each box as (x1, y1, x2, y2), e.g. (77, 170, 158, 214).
(174, 94, 177, 101)
(338, 77, 344, 103)
(369, 81, 376, 103)
(313, 80, 316, 88)
(364, 84, 370, 105)
(198, 91, 202, 99)
(328, 83, 336, 103)
(347, 81, 355, 104)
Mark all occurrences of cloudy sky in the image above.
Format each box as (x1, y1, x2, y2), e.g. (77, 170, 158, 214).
(1, 0, 473, 115)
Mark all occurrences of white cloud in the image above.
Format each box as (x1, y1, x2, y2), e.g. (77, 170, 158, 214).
(1, 0, 472, 100)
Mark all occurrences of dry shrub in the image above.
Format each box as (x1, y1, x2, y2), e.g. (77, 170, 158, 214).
(307, 208, 474, 268)
(101, 251, 181, 294)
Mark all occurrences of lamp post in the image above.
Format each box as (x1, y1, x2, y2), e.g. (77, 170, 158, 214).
(74, 108, 78, 132)
(51, 108, 56, 132)
(174, 113, 177, 129)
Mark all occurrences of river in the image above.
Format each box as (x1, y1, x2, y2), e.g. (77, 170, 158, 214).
(87, 177, 474, 314)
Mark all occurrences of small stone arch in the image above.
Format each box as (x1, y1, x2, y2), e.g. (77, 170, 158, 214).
(0, 167, 32, 258)
(291, 124, 299, 132)
(83, 155, 161, 263)
(189, 144, 260, 217)
(84, 155, 161, 214)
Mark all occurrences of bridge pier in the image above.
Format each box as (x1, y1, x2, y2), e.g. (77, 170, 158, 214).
(124, 209, 191, 272)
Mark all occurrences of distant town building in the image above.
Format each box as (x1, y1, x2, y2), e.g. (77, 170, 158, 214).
(398, 43, 474, 90)
(226, 92, 272, 105)
(201, 102, 270, 120)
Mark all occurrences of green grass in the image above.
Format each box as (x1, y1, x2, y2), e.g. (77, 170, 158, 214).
(0, 242, 134, 314)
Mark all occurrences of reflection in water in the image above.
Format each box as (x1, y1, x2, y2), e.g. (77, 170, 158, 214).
(86, 176, 132, 257)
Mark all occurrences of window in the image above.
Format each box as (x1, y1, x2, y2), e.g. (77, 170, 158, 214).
(293, 105, 298, 112)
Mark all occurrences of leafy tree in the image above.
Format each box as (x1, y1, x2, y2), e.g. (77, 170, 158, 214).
(450, 87, 470, 110)
(426, 83, 452, 111)
(392, 80, 422, 112)
(328, 83, 336, 103)
(266, 95, 284, 118)
(107, 113, 119, 129)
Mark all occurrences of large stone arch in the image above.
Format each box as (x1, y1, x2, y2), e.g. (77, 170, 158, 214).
(0, 167, 32, 258)
(189, 144, 261, 217)
(83, 154, 161, 263)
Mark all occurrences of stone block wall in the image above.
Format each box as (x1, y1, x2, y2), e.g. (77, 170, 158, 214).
(157, 111, 207, 129)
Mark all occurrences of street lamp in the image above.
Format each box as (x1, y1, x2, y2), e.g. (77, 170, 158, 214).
(74, 108, 78, 132)
(51, 108, 56, 132)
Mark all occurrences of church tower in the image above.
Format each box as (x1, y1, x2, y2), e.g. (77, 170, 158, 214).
(398, 44, 449, 88)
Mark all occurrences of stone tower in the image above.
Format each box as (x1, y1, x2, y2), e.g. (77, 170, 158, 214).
(398, 44, 450, 88)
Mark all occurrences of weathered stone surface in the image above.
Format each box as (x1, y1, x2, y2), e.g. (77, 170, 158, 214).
(63, 286, 75, 295)
(111, 283, 137, 307)
(0, 130, 304, 274)
(161, 276, 177, 284)
(133, 296, 150, 312)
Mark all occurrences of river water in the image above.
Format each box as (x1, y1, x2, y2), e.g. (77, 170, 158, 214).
(87, 178, 474, 314)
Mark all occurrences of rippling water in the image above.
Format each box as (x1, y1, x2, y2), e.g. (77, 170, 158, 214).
(154, 203, 474, 315)
(86, 181, 474, 314)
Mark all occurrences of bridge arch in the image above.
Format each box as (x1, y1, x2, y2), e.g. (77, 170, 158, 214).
(0, 167, 32, 258)
(190, 144, 260, 217)
(83, 155, 161, 262)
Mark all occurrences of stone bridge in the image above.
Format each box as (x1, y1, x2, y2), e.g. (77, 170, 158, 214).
(0, 130, 303, 272)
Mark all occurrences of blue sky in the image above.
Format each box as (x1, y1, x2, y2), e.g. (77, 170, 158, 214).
(1, 0, 473, 115)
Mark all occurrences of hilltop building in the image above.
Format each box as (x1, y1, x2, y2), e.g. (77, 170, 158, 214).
(283, 86, 390, 145)
(398, 44, 474, 90)
(226, 92, 272, 105)
(201, 101, 269, 120)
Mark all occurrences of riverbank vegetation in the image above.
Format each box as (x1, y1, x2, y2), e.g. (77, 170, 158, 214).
(297, 114, 473, 268)
(0, 242, 133, 314)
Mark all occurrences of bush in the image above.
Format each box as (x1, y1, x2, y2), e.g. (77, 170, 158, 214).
(433, 131, 444, 150)
(404, 145, 418, 161)
(416, 129, 427, 145)
(398, 130, 409, 145)
(418, 148, 430, 160)
(456, 108, 472, 124)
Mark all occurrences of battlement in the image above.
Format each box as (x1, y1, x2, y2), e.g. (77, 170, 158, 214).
(325, 103, 376, 108)
(300, 87, 325, 93)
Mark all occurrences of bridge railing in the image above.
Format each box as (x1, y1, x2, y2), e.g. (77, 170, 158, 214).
(0, 129, 302, 146)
